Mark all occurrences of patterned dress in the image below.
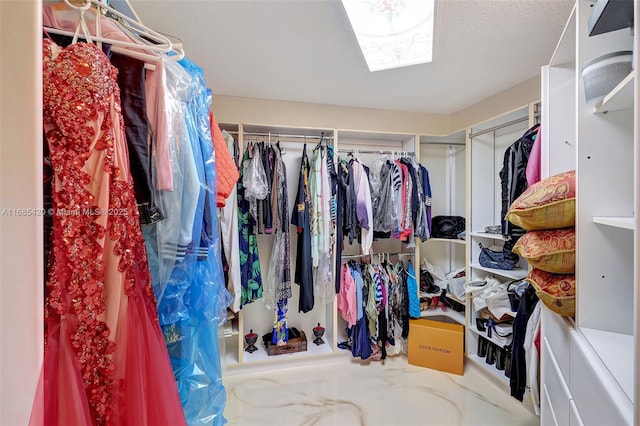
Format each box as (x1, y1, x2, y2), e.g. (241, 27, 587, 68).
(35, 40, 185, 426)
(238, 146, 263, 306)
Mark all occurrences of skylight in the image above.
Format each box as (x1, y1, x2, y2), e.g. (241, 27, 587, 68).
(341, 0, 435, 72)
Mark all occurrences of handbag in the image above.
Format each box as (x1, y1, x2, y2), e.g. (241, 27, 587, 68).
(431, 216, 466, 239)
(478, 243, 519, 270)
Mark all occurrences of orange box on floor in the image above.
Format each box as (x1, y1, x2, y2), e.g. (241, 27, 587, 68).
(408, 319, 464, 375)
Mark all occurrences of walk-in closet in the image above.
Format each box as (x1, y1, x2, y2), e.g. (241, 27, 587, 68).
(3, 0, 638, 425)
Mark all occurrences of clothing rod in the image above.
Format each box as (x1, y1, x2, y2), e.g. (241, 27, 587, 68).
(421, 141, 466, 146)
(341, 252, 413, 259)
(242, 131, 333, 140)
(337, 148, 415, 157)
(468, 116, 529, 139)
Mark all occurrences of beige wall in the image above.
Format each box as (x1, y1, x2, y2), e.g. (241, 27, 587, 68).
(0, 1, 43, 425)
(449, 76, 541, 132)
(212, 76, 541, 137)
(212, 95, 452, 135)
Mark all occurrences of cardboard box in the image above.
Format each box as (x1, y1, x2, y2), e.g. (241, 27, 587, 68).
(408, 319, 464, 375)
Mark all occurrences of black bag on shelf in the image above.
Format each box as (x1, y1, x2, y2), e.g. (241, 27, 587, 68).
(478, 243, 519, 270)
(431, 215, 466, 239)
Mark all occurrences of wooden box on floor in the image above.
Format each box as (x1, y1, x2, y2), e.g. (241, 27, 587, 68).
(263, 331, 308, 356)
(408, 319, 464, 375)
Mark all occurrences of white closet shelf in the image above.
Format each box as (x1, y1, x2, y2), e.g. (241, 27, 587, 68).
(426, 237, 466, 245)
(581, 327, 634, 401)
(592, 216, 635, 230)
(467, 353, 510, 386)
(420, 308, 465, 325)
(593, 71, 634, 114)
(223, 322, 239, 338)
(469, 232, 506, 240)
(420, 290, 466, 305)
(241, 339, 336, 364)
(469, 325, 513, 348)
(470, 263, 529, 280)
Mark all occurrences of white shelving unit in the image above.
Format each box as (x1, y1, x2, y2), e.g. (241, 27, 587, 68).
(469, 263, 529, 280)
(593, 71, 634, 113)
(221, 125, 425, 370)
(580, 327, 634, 399)
(419, 131, 467, 319)
(540, 1, 638, 424)
(592, 216, 635, 229)
(469, 231, 506, 240)
(465, 105, 536, 394)
(469, 325, 513, 348)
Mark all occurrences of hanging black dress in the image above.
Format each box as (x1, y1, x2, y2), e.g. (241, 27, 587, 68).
(292, 144, 314, 313)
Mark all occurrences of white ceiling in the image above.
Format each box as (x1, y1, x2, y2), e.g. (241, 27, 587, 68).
(132, 0, 575, 115)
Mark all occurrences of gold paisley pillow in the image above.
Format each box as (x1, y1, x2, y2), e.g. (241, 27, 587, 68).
(512, 228, 575, 274)
(526, 268, 575, 317)
(505, 170, 575, 230)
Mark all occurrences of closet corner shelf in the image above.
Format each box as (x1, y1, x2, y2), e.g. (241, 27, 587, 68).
(469, 325, 513, 349)
(426, 237, 466, 245)
(580, 327, 634, 401)
(419, 290, 466, 305)
(470, 263, 528, 280)
(467, 353, 510, 386)
(420, 308, 465, 325)
(469, 231, 506, 241)
(593, 71, 634, 114)
(592, 216, 635, 230)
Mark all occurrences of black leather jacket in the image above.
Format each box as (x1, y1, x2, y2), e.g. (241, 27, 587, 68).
(500, 124, 539, 240)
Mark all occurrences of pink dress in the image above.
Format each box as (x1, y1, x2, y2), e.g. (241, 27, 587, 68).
(32, 39, 186, 426)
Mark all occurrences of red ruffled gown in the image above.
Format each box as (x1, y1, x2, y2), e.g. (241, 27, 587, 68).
(31, 39, 186, 426)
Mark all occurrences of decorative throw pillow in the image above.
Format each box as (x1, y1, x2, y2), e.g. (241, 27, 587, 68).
(505, 170, 575, 231)
(512, 228, 575, 274)
(526, 268, 575, 317)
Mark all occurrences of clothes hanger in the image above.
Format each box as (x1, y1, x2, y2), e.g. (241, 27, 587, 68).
(43, 0, 174, 67)
(314, 132, 325, 152)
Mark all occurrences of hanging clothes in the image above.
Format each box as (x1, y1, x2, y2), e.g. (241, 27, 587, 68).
(351, 160, 373, 255)
(372, 159, 395, 236)
(263, 145, 293, 345)
(36, 39, 185, 426)
(338, 263, 358, 327)
(292, 144, 314, 313)
(219, 131, 242, 313)
(510, 283, 540, 402)
(42, 7, 166, 225)
(209, 112, 239, 208)
(526, 127, 542, 186)
(334, 160, 350, 293)
(238, 146, 264, 306)
(419, 164, 433, 239)
(309, 144, 334, 305)
(500, 124, 539, 241)
(338, 257, 410, 360)
(406, 260, 421, 318)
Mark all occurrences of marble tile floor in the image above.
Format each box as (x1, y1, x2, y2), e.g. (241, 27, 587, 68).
(223, 355, 539, 426)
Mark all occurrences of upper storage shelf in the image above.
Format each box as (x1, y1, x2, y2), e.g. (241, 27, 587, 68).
(593, 71, 634, 113)
(588, 0, 634, 37)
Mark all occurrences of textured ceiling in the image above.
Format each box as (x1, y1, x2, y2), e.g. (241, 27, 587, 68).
(132, 0, 575, 115)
